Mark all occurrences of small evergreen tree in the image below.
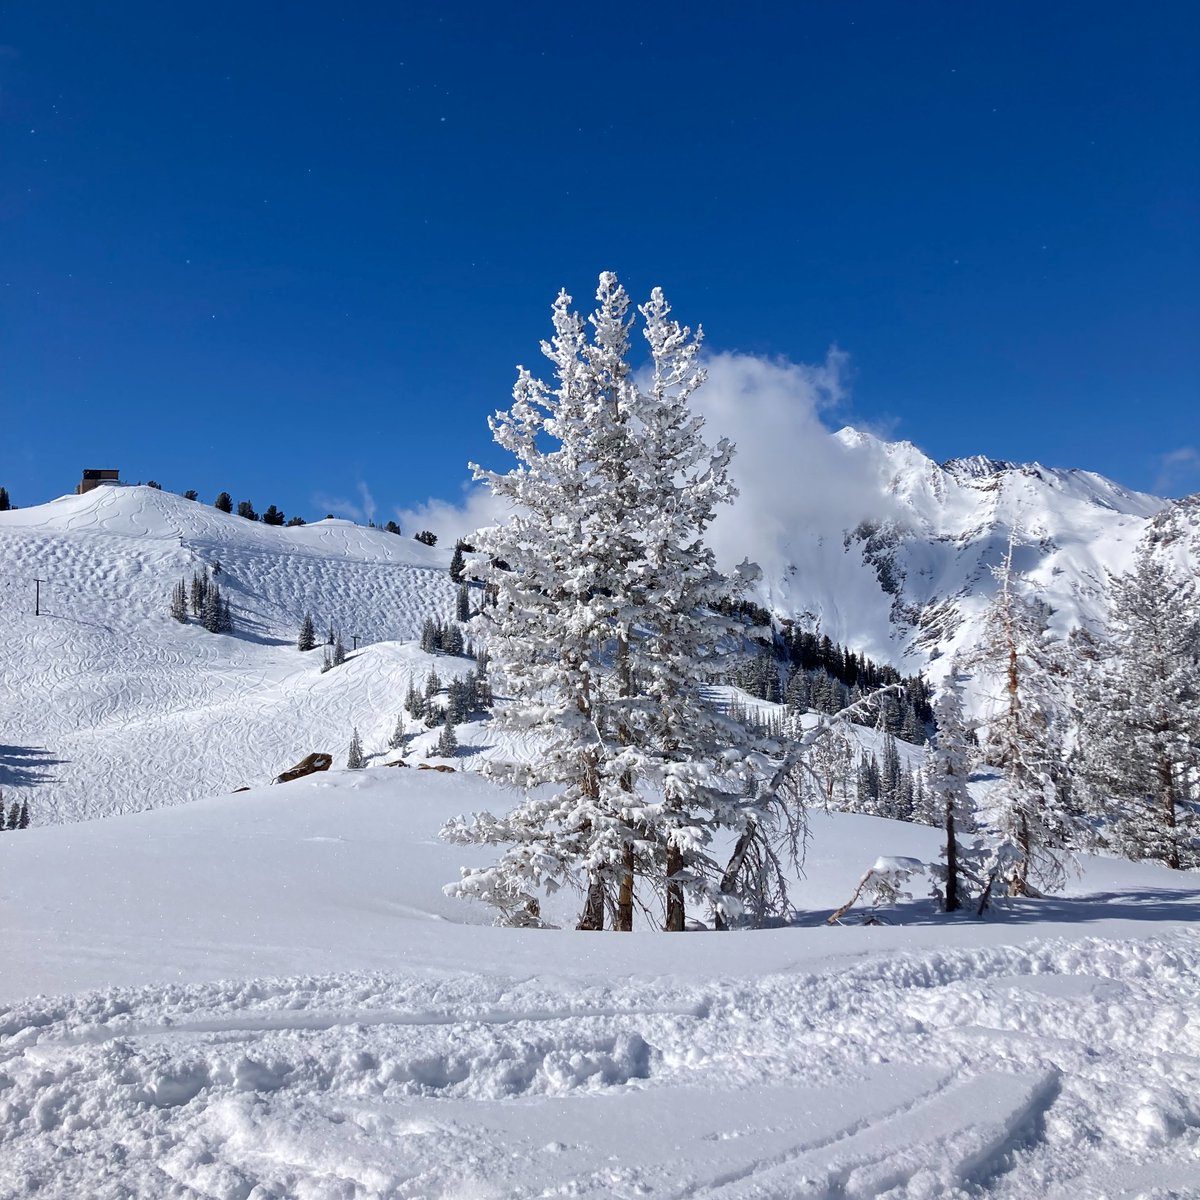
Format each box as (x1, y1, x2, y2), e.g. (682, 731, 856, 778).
(347, 728, 366, 769)
(414, 530, 437, 546)
(170, 579, 188, 623)
(298, 612, 317, 652)
(321, 647, 333, 672)
(456, 583, 471, 622)
(425, 669, 442, 698)
(190, 571, 207, 617)
(436, 713, 458, 758)
(236, 500, 258, 521)
(449, 540, 466, 582)
(385, 520, 402, 535)
(286, 515, 307, 527)
(202, 581, 223, 633)
(332, 635, 346, 667)
(219, 594, 234, 634)
(442, 621, 464, 656)
(925, 664, 977, 912)
(0, 486, 10, 510)
(388, 714, 407, 750)
(7, 800, 19, 829)
(262, 504, 285, 526)
(17, 800, 29, 829)
(404, 680, 426, 720)
(214, 492, 233, 513)
(420, 617, 440, 654)
(182, 489, 198, 501)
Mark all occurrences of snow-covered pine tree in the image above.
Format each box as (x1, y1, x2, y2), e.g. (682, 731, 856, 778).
(1077, 540, 1200, 869)
(190, 571, 207, 617)
(347, 728, 365, 769)
(879, 734, 903, 818)
(925, 664, 977, 911)
(436, 713, 458, 758)
(973, 533, 1077, 896)
(202, 581, 222, 633)
(332, 635, 346, 667)
(420, 617, 439, 654)
(806, 727, 856, 809)
(320, 647, 333, 673)
(170, 579, 188, 623)
(424, 669, 441, 699)
(449, 541, 466, 583)
(388, 714, 407, 751)
(298, 612, 316, 652)
(404, 680, 425, 720)
(444, 274, 763, 931)
(456, 584, 471, 623)
(442, 621, 464, 656)
(17, 800, 29, 829)
(219, 594, 233, 634)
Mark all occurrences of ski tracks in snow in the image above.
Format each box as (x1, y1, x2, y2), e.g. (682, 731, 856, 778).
(2, 933, 1197, 1199)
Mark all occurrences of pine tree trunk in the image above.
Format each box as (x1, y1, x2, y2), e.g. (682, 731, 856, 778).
(577, 876, 606, 930)
(665, 843, 685, 932)
(944, 810, 960, 912)
(1160, 757, 1180, 870)
(715, 822, 757, 931)
(1010, 812, 1031, 896)
(616, 842, 635, 931)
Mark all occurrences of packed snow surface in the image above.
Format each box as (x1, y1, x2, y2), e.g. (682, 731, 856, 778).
(3, 769, 1198, 1198)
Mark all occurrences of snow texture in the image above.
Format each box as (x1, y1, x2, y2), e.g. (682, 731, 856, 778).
(2, 770, 1198, 1198)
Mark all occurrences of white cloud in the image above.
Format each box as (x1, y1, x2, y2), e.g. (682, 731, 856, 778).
(387, 348, 908, 582)
(311, 492, 366, 522)
(690, 349, 901, 581)
(1154, 446, 1200, 496)
(395, 480, 513, 544)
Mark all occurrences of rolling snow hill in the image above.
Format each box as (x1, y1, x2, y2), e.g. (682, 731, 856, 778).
(0, 485, 459, 822)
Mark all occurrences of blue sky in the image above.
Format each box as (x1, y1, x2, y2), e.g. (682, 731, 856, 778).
(1, 1, 1196, 522)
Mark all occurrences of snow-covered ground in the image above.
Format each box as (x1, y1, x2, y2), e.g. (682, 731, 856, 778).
(0, 485, 458, 822)
(3, 481, 1198, 1197)
(3, 767, 1198, 1198)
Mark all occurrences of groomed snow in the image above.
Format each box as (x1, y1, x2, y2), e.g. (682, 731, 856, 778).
(2, 767, 1198, 1198)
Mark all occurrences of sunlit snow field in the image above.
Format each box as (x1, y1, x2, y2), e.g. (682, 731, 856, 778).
(1, 485, 1198, 1198)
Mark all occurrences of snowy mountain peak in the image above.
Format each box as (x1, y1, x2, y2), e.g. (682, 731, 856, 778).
(941, 453, 1020, 481)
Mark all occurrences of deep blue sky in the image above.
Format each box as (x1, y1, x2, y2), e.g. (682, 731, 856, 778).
(2, 1, 1197, 520)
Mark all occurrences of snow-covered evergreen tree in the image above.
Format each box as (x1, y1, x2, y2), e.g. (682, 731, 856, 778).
(332, 635, 346, 667)
(347, 728, 365, 770)
(436, 713, 458, 758)
(444, 274, 764, 932)
(925, 664, 978, 911)
(404, 680, 425, 720)
(1077, 541, 1200, 869)
(456, 583, 471, 622)
(170, 579, 188, 623)
(420, 617, 439, 654)
(298, 612, 316, 652)
(973, 533, 1077, 896)
(388, 714, 407, 751)
(449, 541, 466, 583)
(202, 582, 222, 633)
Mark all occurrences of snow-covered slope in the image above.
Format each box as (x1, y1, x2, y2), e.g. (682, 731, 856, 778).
(759, 427, 1172, 683)
(0, 485, 458, 822)
(2, 767, 1197, 1198)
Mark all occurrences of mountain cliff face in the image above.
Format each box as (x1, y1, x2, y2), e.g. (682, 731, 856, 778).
(754, 427, 1175, 684)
